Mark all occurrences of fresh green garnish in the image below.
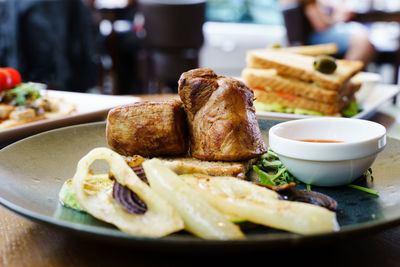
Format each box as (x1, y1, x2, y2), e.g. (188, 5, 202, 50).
(293, 108, 323, 116)
(253, 150, 298, 186)
(59, 179, 85, 212)
(255, 100, 361, 117)
(7, 82, 41, 106)
(254, 101, 323, 116)
(346, 168, 378, 195)
(254, 152, 378, 196)
(254, 102, 286, 113)
(341, 101, 362, 117)
(347, 184, 379, 196)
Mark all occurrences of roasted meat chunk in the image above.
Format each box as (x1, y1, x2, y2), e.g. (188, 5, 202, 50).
(178, 68, 267, 161)
(106, 100, 188, 157)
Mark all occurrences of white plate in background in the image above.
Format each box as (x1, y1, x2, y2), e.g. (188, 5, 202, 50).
(0, 90, 140, 145)
(352, 72, 381, 103)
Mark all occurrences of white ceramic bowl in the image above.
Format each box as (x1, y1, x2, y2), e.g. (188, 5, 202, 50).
(269, 117, 387, 186)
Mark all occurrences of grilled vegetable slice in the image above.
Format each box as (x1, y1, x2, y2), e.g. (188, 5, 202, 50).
(142, 158, 245, 240)
(72, 147, 183, 238)
(181, 174, 339, 235)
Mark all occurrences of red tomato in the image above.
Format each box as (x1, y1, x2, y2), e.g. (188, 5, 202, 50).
(0, 71, 7, 91)
(4, 68, 22, 86)
(0, 67, 22, 91)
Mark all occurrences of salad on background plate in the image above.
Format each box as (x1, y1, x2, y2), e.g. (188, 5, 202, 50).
(0, 67, 76, 130)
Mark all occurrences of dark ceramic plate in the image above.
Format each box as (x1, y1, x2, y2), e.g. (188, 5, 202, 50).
(0, 121, 400, 251)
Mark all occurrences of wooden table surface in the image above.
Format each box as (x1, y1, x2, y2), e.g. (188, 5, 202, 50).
(1, 93, 400, 267)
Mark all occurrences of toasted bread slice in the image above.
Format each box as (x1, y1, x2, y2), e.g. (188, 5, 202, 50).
(242, 68, 361, 104)
(246, 49, 363, 91)
(269, 43, 338, 56)
(155, 157, 256, 179)
(124, 155, 255, 179)
(254, 88, 354, 115)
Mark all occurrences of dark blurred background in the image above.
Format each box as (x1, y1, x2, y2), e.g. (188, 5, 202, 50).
(0, 0, 399, 95)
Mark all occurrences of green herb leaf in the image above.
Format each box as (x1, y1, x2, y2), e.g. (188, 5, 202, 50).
(8, 82, 41, 106)
(254, 101, 323, 116)
(347, 184, 379, 196)
(252, 165, 275, 186)
(341, 101, 361, 117)
(255, 149, 298, 187)
(254, 150, 377, 197)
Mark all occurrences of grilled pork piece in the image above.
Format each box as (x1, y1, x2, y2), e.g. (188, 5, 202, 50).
(106, 100, 188, 157)
(178, 68, 267, 161)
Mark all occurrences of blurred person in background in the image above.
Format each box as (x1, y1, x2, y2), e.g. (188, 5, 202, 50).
(281, 0, 376, 65)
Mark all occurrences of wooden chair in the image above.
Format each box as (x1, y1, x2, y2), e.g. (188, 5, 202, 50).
(138, 0, 206, 93)
(86, 1, 143, 95)
(280, 2, 312, 46)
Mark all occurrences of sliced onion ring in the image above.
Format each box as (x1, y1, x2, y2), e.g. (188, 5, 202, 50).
(113, 180, 147, 214)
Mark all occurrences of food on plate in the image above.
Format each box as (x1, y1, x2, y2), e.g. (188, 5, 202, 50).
(63, 148, 338, 238)
(341, 101, 362, 118)
(178, 68, 267, 161)
(243, 68, 361, 116)
(153, 156, 256, 179)
(313, 55, 337, 74)
(72, 147, 184, 238)
(251, 149, 297, 187)
(60, 67, 341, 240)
(125, 153, 255, 180)
(246, 49, 363, 90)
(106, 100, 188, 157)
(0, 72, 76, 130)
(106, 68, 266, 177)
(143, 158, 245, 240)
(0, 67, 22, 91)
(243, 49, 363, 116)
(59, 178, 85, 211)
(268, 43, 339, 56)
(278, 188, 338, 212)
(180, 174, 339, 235)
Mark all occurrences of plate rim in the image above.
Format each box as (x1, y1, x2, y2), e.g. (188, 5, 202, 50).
(0, 90, 140, 142)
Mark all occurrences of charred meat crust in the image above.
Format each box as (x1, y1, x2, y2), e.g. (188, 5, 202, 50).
(179, 68, 267, 161)
(106, 100, 188, 157)
(178, 68, 219, 121)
